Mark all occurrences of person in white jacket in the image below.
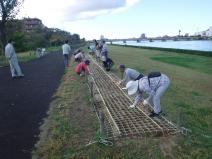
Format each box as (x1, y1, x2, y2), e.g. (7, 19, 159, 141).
(126, 72, 170, 117)
(5, 39, 24, 78)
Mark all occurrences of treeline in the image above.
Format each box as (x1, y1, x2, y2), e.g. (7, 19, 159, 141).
(1, 19, 85, 53)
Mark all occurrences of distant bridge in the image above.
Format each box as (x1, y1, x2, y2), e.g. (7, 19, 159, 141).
(107, 36, 210, 43)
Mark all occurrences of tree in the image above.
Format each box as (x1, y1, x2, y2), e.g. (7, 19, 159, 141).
(70, 34, 80, 44)
(0, 0, 24, 53)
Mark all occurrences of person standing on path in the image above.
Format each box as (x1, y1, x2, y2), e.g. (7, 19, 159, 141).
(5, 39, 24, 79)
(62, 40, 71, 68)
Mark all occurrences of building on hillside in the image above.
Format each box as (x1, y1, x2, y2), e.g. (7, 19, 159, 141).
(23, 18, 44, 31)
(195, 26, 212, 37)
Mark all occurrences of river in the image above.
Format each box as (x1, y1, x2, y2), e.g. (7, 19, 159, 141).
(112, 40, 212, 52)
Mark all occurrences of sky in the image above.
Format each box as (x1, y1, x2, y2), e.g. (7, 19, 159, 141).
(18, 0, 212, 40)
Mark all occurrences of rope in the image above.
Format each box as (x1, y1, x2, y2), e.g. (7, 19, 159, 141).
(86, 76, 114, 147)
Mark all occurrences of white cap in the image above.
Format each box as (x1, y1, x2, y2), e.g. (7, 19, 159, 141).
(126, 80, 139, 95)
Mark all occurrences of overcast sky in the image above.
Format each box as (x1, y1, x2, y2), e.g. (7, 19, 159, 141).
(18, 0, 212, 40)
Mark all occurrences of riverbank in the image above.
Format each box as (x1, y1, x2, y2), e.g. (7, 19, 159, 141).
(33, 60, 167, 159)
(109, 45, 212, 158)
(34, 45, 212, 158)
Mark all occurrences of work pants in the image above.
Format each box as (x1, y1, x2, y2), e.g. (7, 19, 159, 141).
(9, 56, 23, 77)
(63, 54, 69, 67)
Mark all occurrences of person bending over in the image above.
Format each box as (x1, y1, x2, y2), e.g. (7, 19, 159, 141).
(126, 72, 170, 117)
(118, 64, 143, 86)
(75, 59, 91, 76)
(74, 50, 85, 63)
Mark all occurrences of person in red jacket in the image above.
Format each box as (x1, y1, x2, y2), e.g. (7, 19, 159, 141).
(75, 59, 91, 76)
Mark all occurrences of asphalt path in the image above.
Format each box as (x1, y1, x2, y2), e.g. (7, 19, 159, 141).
(0, 52, 64, 159)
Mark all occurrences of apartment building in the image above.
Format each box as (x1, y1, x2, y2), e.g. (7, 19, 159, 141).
(23, 18, 44, 31)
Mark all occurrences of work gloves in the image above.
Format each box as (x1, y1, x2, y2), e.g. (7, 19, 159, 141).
(143, 99, 149, 106)
(129, 105, 136, 109)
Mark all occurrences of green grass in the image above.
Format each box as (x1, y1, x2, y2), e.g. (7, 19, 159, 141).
(112, 44, 212, 57)
(34, 45, 212, 158)
(33, 64, 97, 158)
(108, 45, 212, 158)
(0, 46, 62, 67)
(0, 51, 37, 67)
(46, 46, 61, 52)
(151, 55, 212, 75)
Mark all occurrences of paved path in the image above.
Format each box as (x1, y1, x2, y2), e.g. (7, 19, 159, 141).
(0, 52, 64, 159)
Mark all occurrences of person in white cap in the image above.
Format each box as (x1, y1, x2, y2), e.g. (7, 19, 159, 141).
(126, 72, 170, 117)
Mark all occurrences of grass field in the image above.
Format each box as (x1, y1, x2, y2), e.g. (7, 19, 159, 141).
(0, 46, 61, 67)
(34, 45, 212, 158)
(109, 45, 212, 158)
(0, 51, 36, 67)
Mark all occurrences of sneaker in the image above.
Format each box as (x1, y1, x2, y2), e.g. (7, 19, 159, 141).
(12, 76, 18, 79)
(19, 74, 24, 78)
(149, 111, 162, 117)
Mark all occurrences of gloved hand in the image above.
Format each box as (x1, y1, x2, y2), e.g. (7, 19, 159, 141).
(143, 99, 149, 106)
(117, 81, 122, 85)
(129, 105, 136, 109)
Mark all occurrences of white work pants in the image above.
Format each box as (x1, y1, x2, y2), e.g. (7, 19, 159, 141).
(152, 80, 170, 114)
(9, 56, 23, 77)
(146, 78, 170, 114)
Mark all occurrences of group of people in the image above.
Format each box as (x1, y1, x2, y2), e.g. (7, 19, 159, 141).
(4, 38, 169, 118)
(62, 39, 170, 118)
(62, 40, 91, 76)
(92, 39, 114, 71)
(118, 65, 170, 118)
